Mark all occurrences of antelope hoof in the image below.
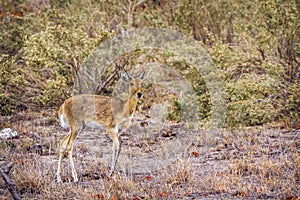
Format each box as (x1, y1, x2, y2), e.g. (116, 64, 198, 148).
(56, 177, 62, 183)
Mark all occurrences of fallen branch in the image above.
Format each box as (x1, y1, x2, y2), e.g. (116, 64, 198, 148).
(0, 162, 21, 200)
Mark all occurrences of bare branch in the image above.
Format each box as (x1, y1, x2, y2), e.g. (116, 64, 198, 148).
(94, 60, 129, 94)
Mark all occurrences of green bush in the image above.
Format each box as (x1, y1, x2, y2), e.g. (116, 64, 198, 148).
(0, 94, 15, 115)
(0, 0, 25, 55)
(0, 1, 114, 110)
(0, 0, 298, 127)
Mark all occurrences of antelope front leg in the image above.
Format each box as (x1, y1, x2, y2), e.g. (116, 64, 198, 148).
(109, 132, 121, 175)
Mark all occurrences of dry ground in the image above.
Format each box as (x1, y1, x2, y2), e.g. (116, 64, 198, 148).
(0, 110, 299, 199)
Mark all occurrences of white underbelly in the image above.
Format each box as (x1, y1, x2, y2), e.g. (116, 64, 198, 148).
(86, 121, 106, 130)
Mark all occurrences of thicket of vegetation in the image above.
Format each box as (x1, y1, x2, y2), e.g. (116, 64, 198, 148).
(0, 0, 299, 127)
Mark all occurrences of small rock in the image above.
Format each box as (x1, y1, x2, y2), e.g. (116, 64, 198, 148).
(0, 128, 18, 139)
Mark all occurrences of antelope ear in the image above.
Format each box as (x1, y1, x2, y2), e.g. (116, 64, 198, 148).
(120, 73, 132, 82)
(139, 71, 145, 80)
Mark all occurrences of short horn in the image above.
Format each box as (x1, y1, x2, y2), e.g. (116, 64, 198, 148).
(120, 73, 131, 82)
(123, 67, 132, 80)
(139, 71, 145, 79)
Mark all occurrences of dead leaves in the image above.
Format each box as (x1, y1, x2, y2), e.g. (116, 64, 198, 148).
(191, 151, 200, 157)
(145, 175, 152, 181)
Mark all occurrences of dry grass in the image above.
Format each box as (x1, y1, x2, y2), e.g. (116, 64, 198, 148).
(0, 110, 299, 199)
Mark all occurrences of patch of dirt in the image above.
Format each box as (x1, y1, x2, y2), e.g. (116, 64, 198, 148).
(0, 110, 299, 199)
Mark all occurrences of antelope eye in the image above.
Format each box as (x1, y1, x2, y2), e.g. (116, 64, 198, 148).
(130, 82, 134, 86)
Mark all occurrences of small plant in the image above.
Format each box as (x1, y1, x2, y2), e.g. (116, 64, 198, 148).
(166, 100, 181, 123)
(163, 158, 192, 187)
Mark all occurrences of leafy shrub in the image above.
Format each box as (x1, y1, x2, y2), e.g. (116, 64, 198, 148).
(0, 0, 298, 127)
(0, 1, 114, 110)
(0, 0, 25, 55)
(0, 94, 15, 115)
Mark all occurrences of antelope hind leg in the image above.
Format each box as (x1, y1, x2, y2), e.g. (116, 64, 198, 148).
(56, 134, 70, 182)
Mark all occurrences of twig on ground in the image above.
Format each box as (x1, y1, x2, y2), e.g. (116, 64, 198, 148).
(0, 162, 21, 200)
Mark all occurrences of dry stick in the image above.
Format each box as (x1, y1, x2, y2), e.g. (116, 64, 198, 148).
(0, 162, 21, 200)
(94, 60, 129, 94)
